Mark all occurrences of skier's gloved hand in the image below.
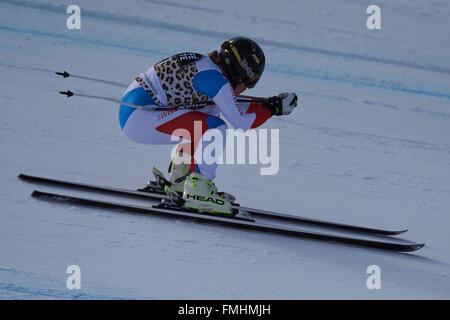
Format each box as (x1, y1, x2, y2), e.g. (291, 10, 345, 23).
(262, 92, 298, 116)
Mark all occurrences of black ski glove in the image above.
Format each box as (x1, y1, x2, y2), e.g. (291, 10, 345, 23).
(262, 92, 298, 116)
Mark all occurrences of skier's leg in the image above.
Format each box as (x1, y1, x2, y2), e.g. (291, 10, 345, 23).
(119, 87, 227, 180)
(119, 89, 233, 214)
(154, 112, 233, 213)
(153, 111, 227, 181)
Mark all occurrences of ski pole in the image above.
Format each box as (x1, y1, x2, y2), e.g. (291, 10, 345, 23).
(56, 71, 127, 87)
(58, 90, 211, 111)
(57, 70, 266, 109)
(55, 71, 264, 102)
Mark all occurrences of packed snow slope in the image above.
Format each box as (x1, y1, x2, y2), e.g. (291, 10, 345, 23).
(1, 0, 449, 299)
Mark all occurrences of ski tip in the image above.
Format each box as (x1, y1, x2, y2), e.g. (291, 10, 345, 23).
(17, 173, 26, 179)
(408, 243, 425, 252)
(386, 229, 408, 235)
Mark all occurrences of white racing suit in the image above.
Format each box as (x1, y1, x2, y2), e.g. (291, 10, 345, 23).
(119, 53, 272, 180)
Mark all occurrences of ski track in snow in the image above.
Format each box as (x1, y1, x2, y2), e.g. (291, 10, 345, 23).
(5, 0, 450, 76)
(1, 0, 450, 99)
(1, 0, 450, 299)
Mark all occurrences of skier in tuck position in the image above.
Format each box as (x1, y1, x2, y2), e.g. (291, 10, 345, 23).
(119, 37, 298, 215)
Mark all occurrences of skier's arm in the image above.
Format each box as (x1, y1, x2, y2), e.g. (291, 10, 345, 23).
(194, 71, 261, 131)
(193, 70, 298, 130)
(238, 93, 299, 128)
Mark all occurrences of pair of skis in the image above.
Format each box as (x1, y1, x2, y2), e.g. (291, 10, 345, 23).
(18, 173, 425, 252)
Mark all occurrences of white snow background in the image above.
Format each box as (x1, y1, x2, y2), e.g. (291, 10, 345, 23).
(0, 0, 449, 299)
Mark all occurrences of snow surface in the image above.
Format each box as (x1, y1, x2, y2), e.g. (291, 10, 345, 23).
(1, 0, 450, 299)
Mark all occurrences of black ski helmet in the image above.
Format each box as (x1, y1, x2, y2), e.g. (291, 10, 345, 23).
(219, 37, 265, 89)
